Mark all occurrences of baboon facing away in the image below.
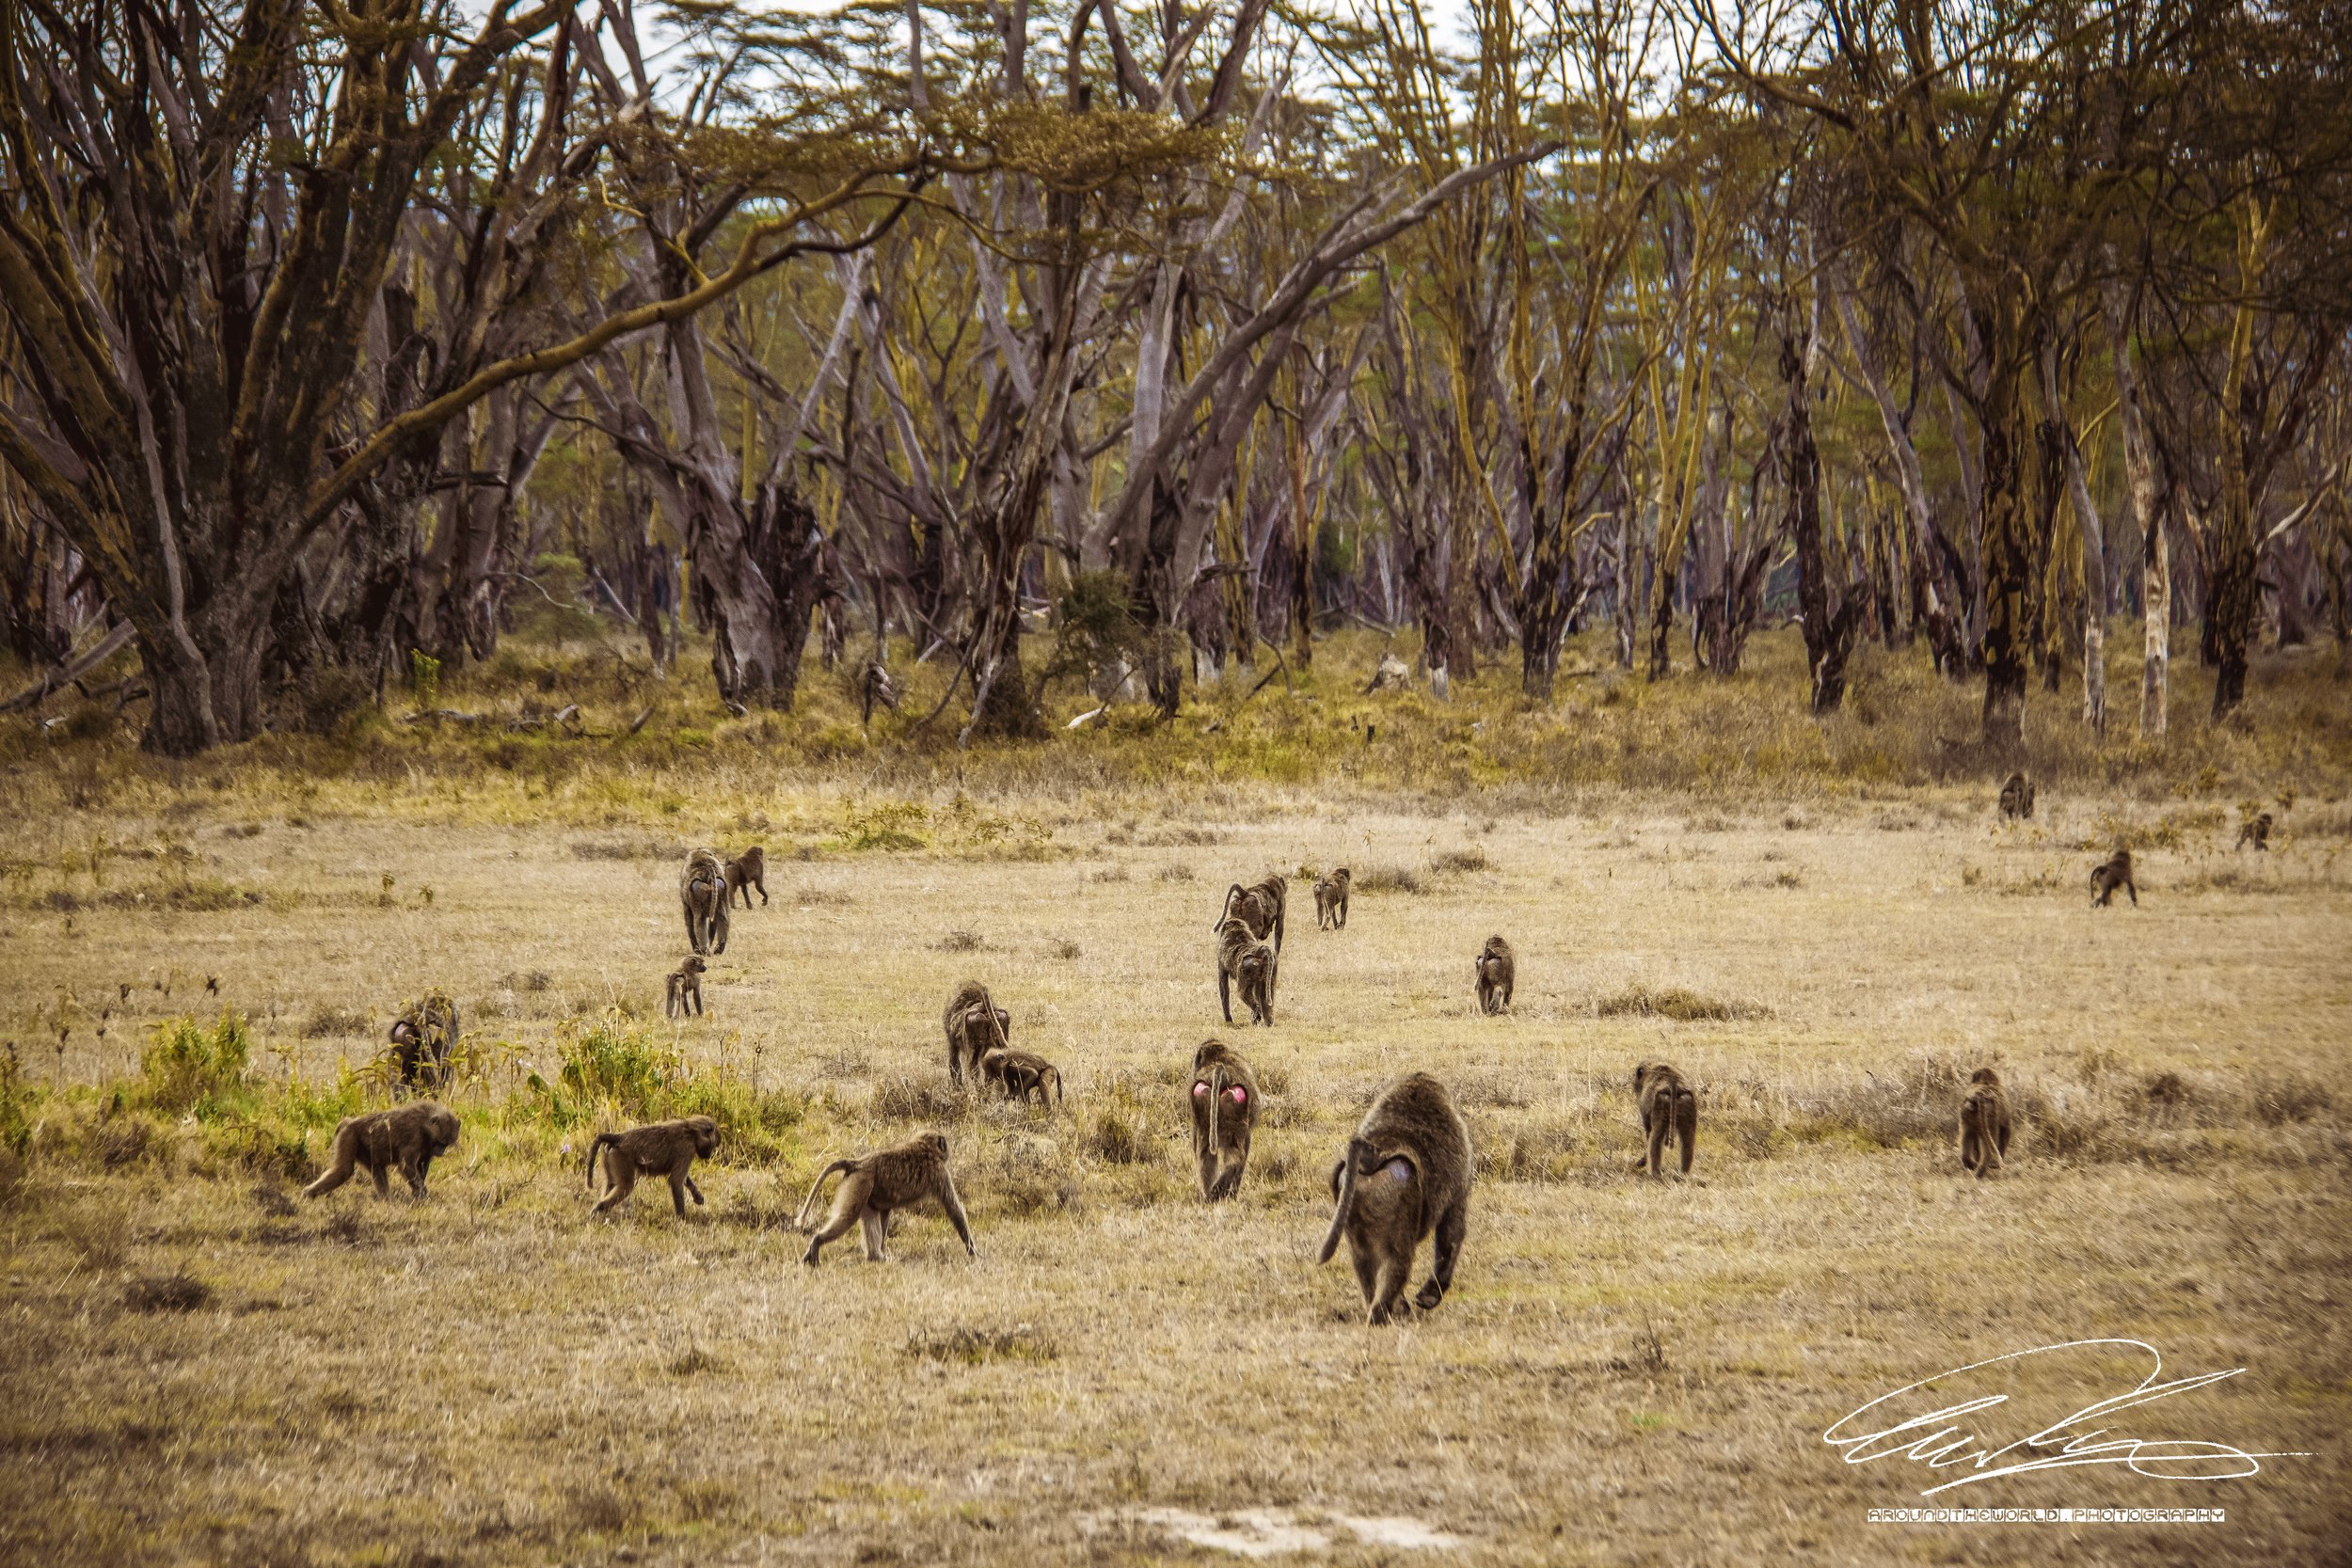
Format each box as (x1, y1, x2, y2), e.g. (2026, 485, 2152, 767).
(303, 1101, 461, 1199)
(1313, 867, 1351, 930)
(1216, 877, 1286, 952)
(1958, 1068, 2012, 1179)
(796, 1132, 976, 1264)
(1475, 937, 1515, 1015)
(1188, 1038, 1261, 1201)
(1317, 1073, 1472, 1324)
(680, 848, 731, 955)
(942, 981, 1010, 1086)
(586, 1116, 720, 1216)
(664, 957, 707, 1019)
(725, 847, 768, 908)
(1998, 772, 2036, 820)
(977, 1047, 1064, 1108)
(1215, 917, 1278, 1026)
(1630, 1061, 1698, 1178)
(387, 992, 460, 1094)
(2090, 848, 2137, 907)
(2236, 813, 2273, 851)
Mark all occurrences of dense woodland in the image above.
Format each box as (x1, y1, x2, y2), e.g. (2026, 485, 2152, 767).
(1, 0, 2347, 757)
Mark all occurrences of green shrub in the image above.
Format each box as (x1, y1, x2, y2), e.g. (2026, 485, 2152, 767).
(140, 1012, 254, 1117)
(555, 1010, 679, 1117)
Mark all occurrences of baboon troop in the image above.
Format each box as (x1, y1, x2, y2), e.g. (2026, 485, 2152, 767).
(725, 846, 768, 908)
(1474, 936, 1515, 1015)
(1317, 1073, 1473, 1324)
(1998, 771, 2037, 820)
(2236, 813, 2274, 851)
(303, 1101, 461, 1199)
(977, 1047, 1064, 1108)
(796, 1132, 976, 1265)
(387, 992, 460, 1093)
(1188, 1038, 1260, 1201)
(586, 1116, 720, 1216)
(1313, 867, 1351, 929)
(1957, 1069, 2012, 1180)
(1216, 876, 1287, 953)
(1215, 916, 1278, 1026)
(2090, 847, 2138, 907)
(679, 848, 732, 955)
(1629, 1061, 1698, 1178)
(942, 980, 1011, 1086)
(664, 956, 707, 1020)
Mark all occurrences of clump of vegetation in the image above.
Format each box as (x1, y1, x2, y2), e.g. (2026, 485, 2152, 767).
(869, 1076, 963, 1123)
(933, 929, 986, 953)
(302, 1005, 369, 1039)
(123, 1269, 211, 1314)
(1355, 863, 1424, 895)
(551, 1010, 678, 1117)
(905, 1324, 1058, 1365)
(139, 1012, 253, 1116)
(1428, 847, 1489, 874)
(1596, 985, 1764, 1022)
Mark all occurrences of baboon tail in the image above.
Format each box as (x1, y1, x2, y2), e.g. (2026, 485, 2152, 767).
(1318, 1138, 1370, 1264)
(1206, 1066, 1226, 1153)
(584, 1132, 617, 1193)
(794, 1159, 858, 1229)
(1215, 884, 1244, 932)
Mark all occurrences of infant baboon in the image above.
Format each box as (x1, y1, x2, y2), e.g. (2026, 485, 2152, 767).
(1629, 1061, 1698, 1178)
(1958, 1068, 2012, 1180)
(664, 956, 707, 1020)
(1474, 936, 1515, 1015)
(1216, 877, 1287, 952)
(1188, 1038, 1261, 1200)
(1215, 916, 1278, 1026)
(2235, 812, 2273, 852)
(1316, 1072, 1472, 1324)
(977, 1047, 1064, 1108)
(1313, 867, 1352, 930)
(586, 1116, 720, 1216)
(2090, 847, 2137, 907)
(387, 992, 460, 1094)
(679, 848, 731, 955)
(796, 1131, 976, 1265)
(942, 980, 1011, 1086)
(725, 846, 768, 908)
(1998, 771, 2037, 820)
(303, 1101, 461, 1199)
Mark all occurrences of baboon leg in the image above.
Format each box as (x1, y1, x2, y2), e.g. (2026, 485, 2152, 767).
(1219, 972, 1234, 1026)
(1645, 1115, 1667, 1178)
(935, 1174, 977, 1258)
(401, 1150, 429, 1198)
(685, 1175, 706, 1207)
(2125, 878, 2137, 907)
(1196, 1142, 1220, 1200)
(1961, 1128, 1980, 1174)
(370, 1159, 392, 1198)
(1501, 979, 1513, 1011)
(668, 1165, 690, 1217)
(1350, 1247, 1379, 1308)
(1368, 1258, 1411, 1325)
(803, 1176, 872, 1264)
(860, 1211, 887, 1261)
(1677, 1098, 1697, 1176)
(1417, 1198, 1468, 1311)
(594, 1158, 637, 1214)
(947, 1031, 964, 1087)
(304, 1143, 357, 1198)
(754, 873, 767, 906)
(1994, 1122, 2011, 1161)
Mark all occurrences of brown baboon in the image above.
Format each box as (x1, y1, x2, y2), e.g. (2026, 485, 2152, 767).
(664, 957, 707, 1020)
(725, 846, 769, 908)
(1215, 917, 1278, 1026)
(860, 661, 902, 723)
(2235, 813, 2273, 851)
(1316, 1073, 1472, 1324)
(387, 992, 460, 1093)
(795, 1132, 976, 1264)
(586, 1116, 721, 1216)
(1629, 1061, 1698, 1178)
(679, 848, 731, 955)
(942, 980, 1011, 1086)
(1474, 936, 1515, 1015)
(2090, 847, 2137, 907)
(977, 1047, 1064, 1108)
(1958, 1068, 2012, 1180)
(1313, 867, 1352, 930)
(1216, 877, 1287, 951)
(303, 1101, 461, 1199)
(1188, 1038, 1261, 1200)
(1998, 771, 2036, 820)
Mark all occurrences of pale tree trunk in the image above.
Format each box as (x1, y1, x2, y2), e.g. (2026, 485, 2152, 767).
(2041, 337, 2107, 736)
(2103, 269, 2168, 739)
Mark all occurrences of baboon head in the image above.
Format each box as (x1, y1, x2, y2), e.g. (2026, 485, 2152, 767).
(421, 1105, 462, 1153)
(1968, 1067, 2001, 1088)
(389, 1020, 420, 1048)
(917, 1131, 951, 1162)
(685, 1115, 720, 1157)
(680, 957, 707, 975)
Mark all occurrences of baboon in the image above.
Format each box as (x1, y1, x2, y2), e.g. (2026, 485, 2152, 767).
(1958, 1068, 2012, 1180)
(1474, 936, 1515, 1015)
(1998, 771, 2037, 820)
(387, 992, 460, 1093)
(860, 660, 902, 723)
(303, 1101, 461, 1199)
(1188, 1038, 1260, 1200)
(725, 846, 768, 908)
(1629, 1061, 1698, 1178)
(2236, 813, 2273, 851)
(2090, 847, 2137, 907)
(977, 1047, 1064, 1108)
(1216, 876, 1287, 952)
(942, 980, 1011, 1086)
(1313, 867, 1352, 930)
(1215, 917, 1278, 1026)
(795, 1132, 976, 1265)
(586, 1116, 720, 1216)
(664, 956, 707, 1020)
(679, 848, 731, 955)
(1316, 1072, 1472, 1324)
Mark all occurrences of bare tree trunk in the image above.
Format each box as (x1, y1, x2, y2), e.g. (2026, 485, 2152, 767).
(2042, 338, 2107, 735)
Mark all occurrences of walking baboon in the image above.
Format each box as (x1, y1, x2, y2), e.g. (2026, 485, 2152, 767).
(1998, 771, 2037, 820)
(1630, 1061, 1698, 1178)
(1474, 936, 1515, 1015)
(2236, 812, 2273, 851)
(1215, 917, 1278, 1026)
(1316, 1073, 1472, 1324)
(860, 661, 901, 723)
(1216, 877, 1287, 952)
(796, 1132, 976, 1264)
(977, 1047, 1064, 1108)
(1188, 1038, 1261, 1200)
(2090, 847, 2137, 907)
(942, 980, 1011, 1086)
(303, 1101, 461, 1199)
(1313, 867, 1352, 930)
(1958, 1068, 2012, 1179)
(387, 992, 460, 1093)
(586, 1116, 721, 1216)
(664, 957, 707, 1020)
(725, 846, 768, 907)
(679, 848, 731, 955)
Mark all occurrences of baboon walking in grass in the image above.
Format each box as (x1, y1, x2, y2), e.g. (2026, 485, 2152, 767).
(2090, 848, 2137, 907)
(1317, 1073, 1472, 1324)
(1313, 868, 1351, 929)
(1215, 917, 1277, 1026)
(304, 1101, 460, 1200)
(2236, 813, 2273, 851)
(796, 1132, 976, 1265)
(387, 993, 460, 1094)
(586, 1117, 720, 1216)
(1958, 1069, 2012, 1179)
(1630, 1061, 1697, 1178)
(942, 981, 1010, 1086)
(1474, 937, 1515, 1015)
(725, 847, 768, 907)
(1188, 1038, 1261, 1200)
(680, 849, 731, 954)
(1217, 877, 1287, 953)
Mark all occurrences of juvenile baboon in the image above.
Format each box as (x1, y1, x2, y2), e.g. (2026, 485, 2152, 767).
(1316, 1073, 1472, 1324)
(303, 1101, 461, 1199)
(1313, 867, 1352, 930)
(725, 846, 769, 908)
(795, 1131, 976, 1264)
(977, 1047, 1064, 1108)
(2236, 812, 2273, 851)
(1958, 1068, 2012, 1180)
(1474, 936, 1515, 1015)
(387, 992, 460, 1093)
(1998, 771, 2037, 820)
(1188, 1038, 1261, 1200)
(942, 980, 1011, 1086)
(1215, 917, 1278, 1026)
(2090, 847, 2137, 907)
(586, 1116, 721, 1216)
(860, 660, 902, 723)
(664, 956, 707, 1020)
(1629, 1061, 1698, 1178)
(679, 848, 731, 955)
(1216, 877, 1286, 951)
